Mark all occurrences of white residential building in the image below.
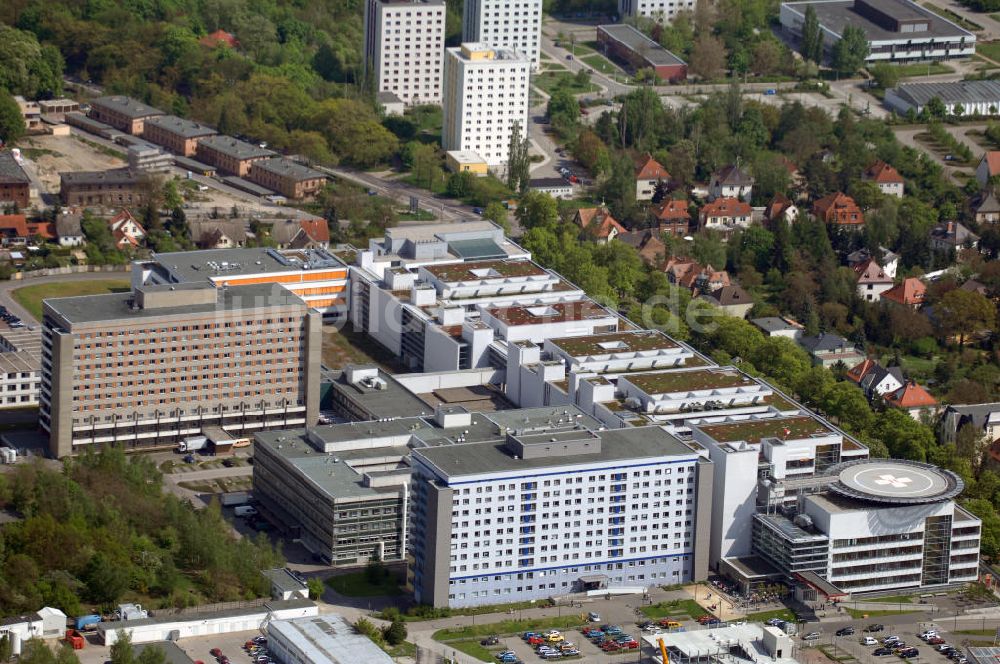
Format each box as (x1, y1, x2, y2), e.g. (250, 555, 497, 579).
(408, 422, 713, 608)
(463, 0, 542, 67)
(363, 0, 446, 106)
(442, 43, 531, 168)
(618, 0, 696, 23)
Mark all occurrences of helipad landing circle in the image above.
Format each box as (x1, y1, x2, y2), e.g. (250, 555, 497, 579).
(827, 459, 963, 505)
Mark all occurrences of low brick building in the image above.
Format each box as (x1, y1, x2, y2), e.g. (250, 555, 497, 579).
(196, 136, 274, 177)
(596, 24, 687, 82)
(248, 158, 327, 199)
(0, 152, 30, 209)
(142, 115, 217, 157)
(60, 169, 147, 207)
(88, 96, 164, 135)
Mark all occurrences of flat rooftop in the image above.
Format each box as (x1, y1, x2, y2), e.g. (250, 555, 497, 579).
(91, 95, 164, 119)
(0, 351, 39, 374)
(423, 258, 548, 282)
(548, 329, 679, 357)
(487, 300, 613, 326)
(45, 283, 302, 324)
(625, 368, 754, 394)
(697, 415, 832, 444)
(328, 368, 433, 419)
(144, 114, 217, 138)
(891, 80, 1000, 106)
(268, 615, 394, 664)
(150, 247, 345, 283)
(252, 157, 326, 182)
(413, 425, 696, 479)
(641, 622, 802, 664)
(783, 0, 973, 41)
(598, 23, 686, 66)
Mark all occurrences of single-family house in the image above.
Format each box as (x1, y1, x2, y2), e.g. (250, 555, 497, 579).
(750, 316, 804, 339)
(881, 277, 927, 309)
(108, 209, 146, 248)
(267, 218, 330, 249)
(0, 215, 54, 245)
(55, 212, 85, 247)
(764, 194, 798, 226)
(940, 402, 1000, 444)
(884, 381, 939, 420)
(930, 221, 979, 254)
(635, 153, 670, 201)
(699, 284, 753, 318)
(574, 207, 627, 244)
(862, 160, 904, 198)
(846, 358, 904, 398)
(973, 191, 1000, 225)
(699, 197, 752, 235)
(812, 192, 864, 227)
(853, 259, 894, 302)
(664, 257, 730, 294)
(708, 164, 753, 200)
(847, 247, 899, 279)
(651, 199, 691, 237)
(797, 332, 866, 369)
(976, 151, 1000, 189)
(190, 219, 247, 249)
(618, 229, 667, 265)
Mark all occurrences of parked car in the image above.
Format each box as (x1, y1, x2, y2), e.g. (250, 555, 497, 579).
(588, 612, 601, 622)
(837, 627, 855, 636)
(899, 648, 919, 658)
(862, 637, 878, 646)
(480, 635, 499, 646)
(928, 638, 945, 645)
(803, 632, 820, 641)
(873, 648, 893, 656)
(867, 624, 885, 632)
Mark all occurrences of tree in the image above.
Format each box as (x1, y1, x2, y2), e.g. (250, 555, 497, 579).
(515, 191, 559, 231)
(869, 63, 900, 90)
(936, 289, 997, 346)
(831, 25, 870, 75)
(0, 26, 63, 98)
(307, 577, 325, 600)
(925, 96, 947, 120)
(110, 632, 135, 664)
(85, 553, 130, 605)
(689, 34, 727, 81)
(383, 618, 407, 646)
(0, 91, 25, 145)
(135, 647, 166, 664)
(800, 5, 823, 63)
(0, 634, 12, 663)
(482, 201, 510, 233)
(874, 409, 935, 462)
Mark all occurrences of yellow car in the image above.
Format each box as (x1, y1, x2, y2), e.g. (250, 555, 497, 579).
(547, 633, 565, 643)
(664, 621, 682, 629)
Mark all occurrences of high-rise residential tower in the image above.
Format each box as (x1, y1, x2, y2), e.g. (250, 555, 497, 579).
(363, 0, 447, 106)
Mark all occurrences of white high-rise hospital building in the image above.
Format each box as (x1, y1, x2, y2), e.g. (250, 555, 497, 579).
(363, 0, 446, 106)
(463, 0, 542, 67)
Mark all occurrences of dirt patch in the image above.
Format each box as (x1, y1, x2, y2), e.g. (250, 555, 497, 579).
(21, 134, 126, 195)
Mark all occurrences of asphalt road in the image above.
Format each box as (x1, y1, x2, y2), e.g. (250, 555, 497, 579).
(0, 270, 130, 323)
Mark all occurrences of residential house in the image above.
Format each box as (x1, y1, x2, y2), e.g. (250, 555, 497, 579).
(882, 277, 927, 309)
(708, 164, 753, 200)
(846, 358, 904, 398)
(651, 199, 691, 237)
(853, 259, 894, 302)
(973, 191, 1000, 225)
(618, 229, 666, 266)
(930, 221, 979, 254)
(108, 209, 146, 249)
(812, 192, 864, 227)
(884, 381, 939, 420)
(961, 279, 989, 297)
(976, 151, 1000, 189)
(664, 257, 729, 294)
(0, 215, 54, 245)
(699, 197, 752, 235)
(635, 153, 670, 201)
(55, 212, 85, 247)
(750, 316, 804, 339)
(699, 284, 753, 318)
(797, 333, 866, 369)
(190, 219, 247, 249)
(847, 247, 899, 279)
(267, 218, 330, 249)
(764, 193, 798, 226)
(778, 155, 803, 188)
(863, 160, 904, 198)
(574, 207, 627, 244)
(0, 151, 30, 209)
(529, 177, 573, 199)
(940, 402, 1000, 444)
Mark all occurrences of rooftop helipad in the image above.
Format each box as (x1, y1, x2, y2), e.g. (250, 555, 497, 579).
(828, 458, 963, 505)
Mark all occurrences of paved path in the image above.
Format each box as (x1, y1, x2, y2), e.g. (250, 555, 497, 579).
(893, 123, 984, 184)
(168, 466, 252, 482)
(0, 270, 130, 324)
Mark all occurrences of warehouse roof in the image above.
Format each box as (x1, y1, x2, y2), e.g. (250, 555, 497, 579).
(889, 80, 1000, 107)
(598, 24, 686, 66)
(783, 0, 974, 41)
(268, 615, 393, 664)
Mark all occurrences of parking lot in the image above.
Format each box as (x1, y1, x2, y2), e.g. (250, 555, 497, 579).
(798, 621, 975, 664)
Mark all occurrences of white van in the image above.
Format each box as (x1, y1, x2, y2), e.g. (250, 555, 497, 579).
(234, 506, 258, 518)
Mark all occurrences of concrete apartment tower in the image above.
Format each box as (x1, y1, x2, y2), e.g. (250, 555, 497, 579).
(363, 0, 447, 106)
(441, 43, 531, 168)
(462, 0, 542, 67)
(40, 282, 321, 457)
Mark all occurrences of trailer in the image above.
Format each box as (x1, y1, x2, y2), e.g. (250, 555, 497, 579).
(177, 436, 208, 453)
(220, 492, 252, 507)
(74, 615, 101, 631)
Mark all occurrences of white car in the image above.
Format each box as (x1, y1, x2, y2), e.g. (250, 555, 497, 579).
(862, 637, 878, 646)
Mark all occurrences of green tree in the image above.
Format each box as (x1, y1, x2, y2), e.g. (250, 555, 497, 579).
(874, 409, 935, 462)
(963, 499, 1000, 559)
(0, 634, 12, 663)
(482, 201, 510, 234)
(307, 577, 325, 599)
(85, 553, 130, 605)
(869, 63, 900, 90)
(506, 121, 530, 193)
(383, 618, 407, 646)
(936, 289, 997, 346)
(0, 26, 63, 98)
(800, 5, 823, 63)
(924, 96, 946, 120)
(831, 25, 870, 75)
(515, 191, 559, 231)
(18, 641, 56, 664)
(136, 646, 166, 664)
(110, 632, 134, 664)
(0, 91, 25, 145)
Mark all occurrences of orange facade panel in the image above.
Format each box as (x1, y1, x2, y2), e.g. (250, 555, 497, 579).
(218, 274, 300, 286)
(305, 298, 346, 308)
(302, 270, 347, 282)
(290, 285, 346, 296)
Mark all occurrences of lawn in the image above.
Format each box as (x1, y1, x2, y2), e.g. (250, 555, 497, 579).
(957, 629, 996, 636)
(889, 61, 955, 77)
(432, 615, 585, 641)
(978, 41, 1000, 63)
(534, 71, 600, 96)
(324, 571, 403, 597)
(640, 598, 706, 620)
(445, 639, 495, 662)
(581, 53, 623, 76)
(385, 641, 417, 658)
(874, 595, 914, 604)
(745, 608, 798, 623)
(12, 279, 131, 321)
(921, 3, 982, 30)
